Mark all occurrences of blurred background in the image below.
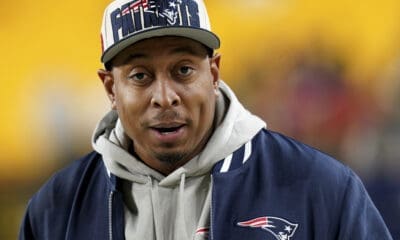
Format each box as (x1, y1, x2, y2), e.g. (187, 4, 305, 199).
(1, 0, 399, 238)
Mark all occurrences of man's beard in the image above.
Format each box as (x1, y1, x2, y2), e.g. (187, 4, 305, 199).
(154, 151, 186, 165)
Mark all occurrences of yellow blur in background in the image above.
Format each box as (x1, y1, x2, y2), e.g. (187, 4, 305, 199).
(1, 0, 400, 238)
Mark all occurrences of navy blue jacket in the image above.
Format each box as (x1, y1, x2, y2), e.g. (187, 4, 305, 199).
(19, 130, 392, 239)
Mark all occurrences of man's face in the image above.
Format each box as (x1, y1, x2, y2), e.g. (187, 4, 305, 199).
(99, 37, 220, 174)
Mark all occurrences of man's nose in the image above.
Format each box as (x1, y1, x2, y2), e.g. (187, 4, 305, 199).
(150, 79, 181, 108)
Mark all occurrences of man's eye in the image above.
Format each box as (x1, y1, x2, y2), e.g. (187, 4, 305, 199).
(129, 72, 146, 81)
(178, 66, 193, 76)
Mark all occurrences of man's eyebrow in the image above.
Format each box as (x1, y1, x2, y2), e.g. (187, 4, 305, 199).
(122, 53, 148, 64)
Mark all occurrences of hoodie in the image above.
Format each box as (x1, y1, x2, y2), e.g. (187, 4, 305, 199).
(92, 81, 266, 240)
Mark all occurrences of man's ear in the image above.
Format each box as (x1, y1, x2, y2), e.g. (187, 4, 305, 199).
(210, 53, 221, 93)
(98, 69, 117, 109)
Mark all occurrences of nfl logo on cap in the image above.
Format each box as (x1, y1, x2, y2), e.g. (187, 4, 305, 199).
(100, 0, 220, 63)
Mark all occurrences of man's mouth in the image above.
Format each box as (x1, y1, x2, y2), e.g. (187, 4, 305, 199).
(154, 126, 183, 135)
(150, 123, 186, 136)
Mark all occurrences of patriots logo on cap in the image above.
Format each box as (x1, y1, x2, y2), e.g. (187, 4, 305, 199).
(149, 0, 180, 25)
(120, 0, 180, 24)
(110, 0, 200, 43)
(237, 216, 298, 240)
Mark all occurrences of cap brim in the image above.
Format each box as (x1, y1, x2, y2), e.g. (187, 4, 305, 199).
(101, 26, 220, 63)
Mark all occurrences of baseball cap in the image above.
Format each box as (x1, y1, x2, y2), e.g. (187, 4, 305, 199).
(100, 0, 220, 64)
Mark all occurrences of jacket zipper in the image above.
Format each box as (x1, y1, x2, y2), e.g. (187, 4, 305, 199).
(210, 176, 214, 240)
(108, 190, 114, 240)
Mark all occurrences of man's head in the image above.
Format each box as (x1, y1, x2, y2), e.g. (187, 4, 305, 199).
(98, 0, 221, 174)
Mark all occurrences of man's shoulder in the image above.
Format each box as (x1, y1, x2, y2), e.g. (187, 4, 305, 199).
(43, 151, 103, 189)
(252, 129, 352, 187)
(28, 151, 105, 211)
(22, 152, 112, 238)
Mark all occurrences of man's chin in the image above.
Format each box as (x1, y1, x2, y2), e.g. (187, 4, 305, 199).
(154, 151, 187, 165)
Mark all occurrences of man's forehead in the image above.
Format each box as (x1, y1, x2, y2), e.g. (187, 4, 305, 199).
(110, 36, 210, 66)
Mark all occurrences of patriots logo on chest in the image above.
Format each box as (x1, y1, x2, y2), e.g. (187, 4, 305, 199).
(237, 216, 299, 240)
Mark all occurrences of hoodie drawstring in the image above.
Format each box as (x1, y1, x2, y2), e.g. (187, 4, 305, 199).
(174, 173, 188, 239)
(149, 176, 164, 240)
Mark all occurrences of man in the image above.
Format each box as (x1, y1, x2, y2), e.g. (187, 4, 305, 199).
(19, 0, 392, 239)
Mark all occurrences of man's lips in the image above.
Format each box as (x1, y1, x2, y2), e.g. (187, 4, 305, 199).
(149, 123, 186, 142)
(150, 122, 186, 135)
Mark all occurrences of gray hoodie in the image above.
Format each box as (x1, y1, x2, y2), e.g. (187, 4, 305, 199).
(92, 81, 266, 240)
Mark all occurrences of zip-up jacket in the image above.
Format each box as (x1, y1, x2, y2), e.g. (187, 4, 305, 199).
(19, 129, 392, 240)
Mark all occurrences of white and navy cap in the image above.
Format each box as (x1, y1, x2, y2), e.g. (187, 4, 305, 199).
(100, 0, 220, 63)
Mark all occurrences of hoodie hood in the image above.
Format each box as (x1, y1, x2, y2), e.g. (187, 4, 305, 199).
(92, 80, 266, 186)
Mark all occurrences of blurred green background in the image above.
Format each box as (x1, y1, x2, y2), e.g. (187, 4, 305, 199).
(1, 0, 399, 239)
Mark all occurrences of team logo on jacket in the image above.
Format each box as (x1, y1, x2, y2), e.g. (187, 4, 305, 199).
(237, 216, 298, 240)
(195, 227, 209, 238)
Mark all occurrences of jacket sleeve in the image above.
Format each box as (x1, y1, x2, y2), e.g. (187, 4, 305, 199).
(19, 201, 36, 240)
(337, 169, 393, 239)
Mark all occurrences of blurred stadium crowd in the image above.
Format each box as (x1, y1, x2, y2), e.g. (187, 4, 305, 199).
(1, 0, 399, 239)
